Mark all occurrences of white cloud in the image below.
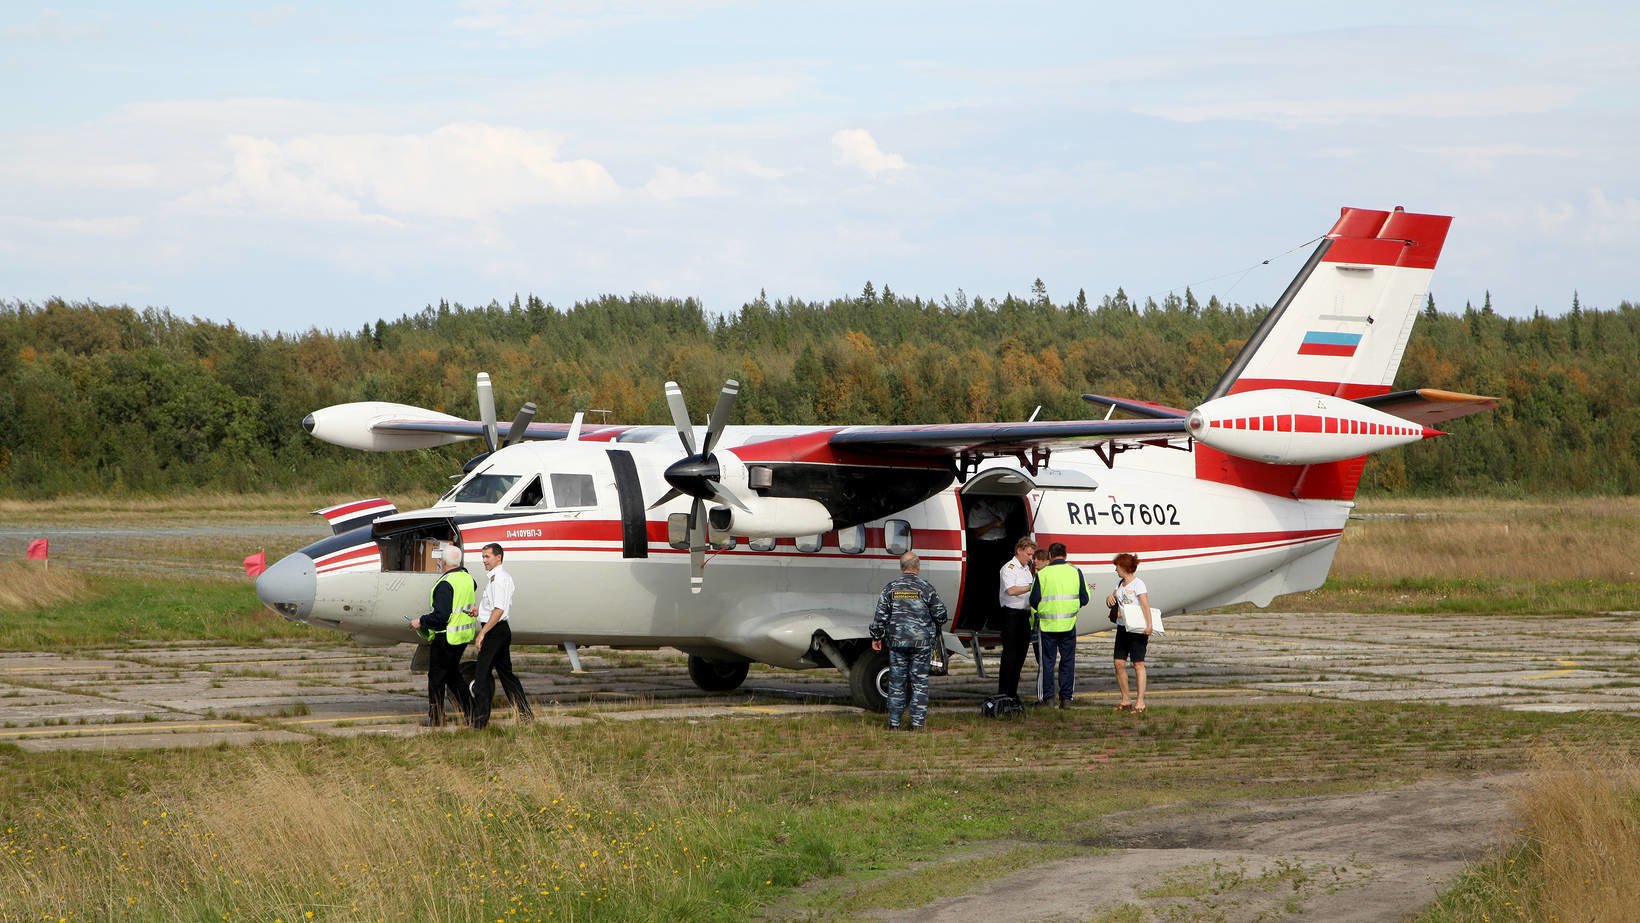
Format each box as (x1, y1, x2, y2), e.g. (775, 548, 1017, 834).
(1411, 142, 1577, 174)
(184, 122, 620, 223)
(4, 8, 108, 42)
(455, 0, 743, 45)
(831, 129, 907, 176)
(645, 165, 721, 200)
(1136, 86, 1573, 127)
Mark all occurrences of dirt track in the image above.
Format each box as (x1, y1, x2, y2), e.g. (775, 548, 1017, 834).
(791, 775, 1515, 922)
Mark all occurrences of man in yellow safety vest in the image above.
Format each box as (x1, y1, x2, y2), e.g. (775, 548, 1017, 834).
(410, 543, 478, 727)
(1028, 542, 1089, 708)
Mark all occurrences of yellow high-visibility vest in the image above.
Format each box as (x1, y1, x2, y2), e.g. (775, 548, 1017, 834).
(1034, 563, 1084, 633)
(421, 569, 478, 644)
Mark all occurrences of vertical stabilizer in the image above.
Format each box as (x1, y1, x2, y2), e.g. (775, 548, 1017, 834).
(1198, 207, 1452, 500)
(1207, 207, 1451, 401)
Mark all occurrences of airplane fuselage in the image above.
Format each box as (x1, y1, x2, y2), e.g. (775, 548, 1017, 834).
(264, 432, 1347, 671)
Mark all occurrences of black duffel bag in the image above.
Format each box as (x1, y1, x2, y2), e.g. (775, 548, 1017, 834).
(981, 694, 1025, 719)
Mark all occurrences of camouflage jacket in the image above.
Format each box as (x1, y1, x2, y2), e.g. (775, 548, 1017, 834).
(871, 573, 950, 649)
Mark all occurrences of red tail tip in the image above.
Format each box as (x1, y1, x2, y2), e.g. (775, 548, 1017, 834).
(1421, 427, 1447, 439)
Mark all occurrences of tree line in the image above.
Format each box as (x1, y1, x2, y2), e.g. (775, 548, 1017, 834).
(2, 286, 1636, 498)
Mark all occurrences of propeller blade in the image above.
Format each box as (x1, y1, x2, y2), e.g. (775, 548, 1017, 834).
(646, 486, 684, 511)
(504, 402, 537, 446)
(476, 372, 499, 453)
(701, 379, 740, 456)
(689, 498, 706, 594)
(664, 381, 698, 455)
(709, 481, 750, 512)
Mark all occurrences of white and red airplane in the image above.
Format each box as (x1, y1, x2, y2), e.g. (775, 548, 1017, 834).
(257, 206, 1497, 709)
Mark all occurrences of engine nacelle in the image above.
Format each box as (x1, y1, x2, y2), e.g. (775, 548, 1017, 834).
(304, 401, 474, 451)
(1187, 389, 1441, 465)
(708, 497, 835, 539)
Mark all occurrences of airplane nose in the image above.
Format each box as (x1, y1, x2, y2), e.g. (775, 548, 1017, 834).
(256, 552, 316, 621)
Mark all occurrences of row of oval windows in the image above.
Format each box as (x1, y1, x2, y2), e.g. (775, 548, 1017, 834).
(665, 515, 915, 556)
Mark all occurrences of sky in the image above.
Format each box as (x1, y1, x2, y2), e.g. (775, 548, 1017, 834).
(3, 1, 1637, 333)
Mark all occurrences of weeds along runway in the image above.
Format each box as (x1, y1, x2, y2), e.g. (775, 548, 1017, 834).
(3, 610, 1638, 752)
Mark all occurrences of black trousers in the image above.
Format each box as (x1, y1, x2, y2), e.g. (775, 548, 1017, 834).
(427, 637, 472, 727)
(470, 620, 533, 728)
(996, 608, 1032, 699)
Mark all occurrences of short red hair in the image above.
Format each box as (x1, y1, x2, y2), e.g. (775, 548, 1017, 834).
(1113, 553, 1140, 572)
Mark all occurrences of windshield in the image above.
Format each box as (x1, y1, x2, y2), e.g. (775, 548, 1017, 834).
(450, 473, 521, 504)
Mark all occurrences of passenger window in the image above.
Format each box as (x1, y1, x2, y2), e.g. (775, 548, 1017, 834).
(667, 513, 690, 549)
(709, 530, 736, 552)
(885, 520, 912, 555)
(551, 473, 597, 508)
(509, 476, 545, 508)
(453, 473, 520, 504)
(795, 534, 822, 553)
(749, 536, 776, 552)
(839, 525, 866, 554)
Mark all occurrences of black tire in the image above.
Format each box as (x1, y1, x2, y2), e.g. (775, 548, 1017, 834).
(687, 656, 750, 693)
(848, 646, 891, 712)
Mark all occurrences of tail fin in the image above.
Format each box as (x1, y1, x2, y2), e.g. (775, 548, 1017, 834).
(1198, 207, 1452, 500)
(1207, 207, 1451, 401)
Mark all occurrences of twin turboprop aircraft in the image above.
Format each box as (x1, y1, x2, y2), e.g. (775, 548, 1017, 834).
(256, 206, 1498, 710)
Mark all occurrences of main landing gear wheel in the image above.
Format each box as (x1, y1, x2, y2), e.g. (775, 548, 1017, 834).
(687, 655, 750, 693)
(848, 647, 891, 712)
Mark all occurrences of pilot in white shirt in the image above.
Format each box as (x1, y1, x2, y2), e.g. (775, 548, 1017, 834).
(467, 543, 533, 728)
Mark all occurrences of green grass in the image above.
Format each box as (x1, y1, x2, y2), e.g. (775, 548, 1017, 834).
(1416, 842, 1540, 922)
(4, 702, 1635, 921)
(0, 575, 333, 650)
(1236, 576, 1640, 615)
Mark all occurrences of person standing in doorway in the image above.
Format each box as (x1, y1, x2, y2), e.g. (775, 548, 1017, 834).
(469, 543, 534, 729)
(996, 536, 1037, 702)
(1029, 542, 1088, 708)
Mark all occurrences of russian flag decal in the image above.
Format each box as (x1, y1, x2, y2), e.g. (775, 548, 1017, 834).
(1298, 330, 1363, 357)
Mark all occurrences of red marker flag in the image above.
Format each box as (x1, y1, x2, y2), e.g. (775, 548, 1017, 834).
(243, 551, 267, 579)
(27, 538, 49, 561)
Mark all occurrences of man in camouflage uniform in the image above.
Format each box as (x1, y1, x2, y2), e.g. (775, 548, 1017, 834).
(870, 552, 950, 730)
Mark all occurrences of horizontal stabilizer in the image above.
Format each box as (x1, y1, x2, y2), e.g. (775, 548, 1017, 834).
(1356, 388, 1501, 426)
(1081, 394, 1188, 420)
(312, 497, 398, 535)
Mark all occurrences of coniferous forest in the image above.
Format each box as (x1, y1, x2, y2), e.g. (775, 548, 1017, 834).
(2, 286, 1636, 499)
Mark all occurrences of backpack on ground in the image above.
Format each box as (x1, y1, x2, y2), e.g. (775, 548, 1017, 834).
(981, 694, 1024, 719)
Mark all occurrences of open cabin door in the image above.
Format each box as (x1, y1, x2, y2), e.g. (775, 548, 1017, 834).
(953, 466, 1099, 636)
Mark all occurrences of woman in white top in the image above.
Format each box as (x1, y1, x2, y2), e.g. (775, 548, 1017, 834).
(1105, 552, 1152, 713)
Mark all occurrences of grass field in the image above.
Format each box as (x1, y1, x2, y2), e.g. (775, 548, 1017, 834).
(1, 494, 1636, 919)
(3, 701, 1637, 921)
(0, 562, 330, 650)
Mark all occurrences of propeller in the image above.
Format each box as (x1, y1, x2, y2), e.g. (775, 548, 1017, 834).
(464, 373, 536, 472)
(505, 402, 537, 446)
(476, 372, 500, 453)
(649, 378, 743, 593)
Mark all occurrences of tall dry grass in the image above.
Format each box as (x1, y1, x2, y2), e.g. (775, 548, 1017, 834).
(1338, 497, 1640, 582)
(1, 731, 748, 920)
(0, 561, 89, 612)
(1512, 749, 1640, 921)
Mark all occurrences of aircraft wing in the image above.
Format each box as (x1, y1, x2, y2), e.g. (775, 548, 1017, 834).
(1355, 388, 1501, 426)
(828, 417, 1189, 454)
(369, 419, 601, 442)
(1080, 393, 1189, 419)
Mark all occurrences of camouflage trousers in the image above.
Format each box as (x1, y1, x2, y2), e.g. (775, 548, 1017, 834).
(887, 646, 932, 728)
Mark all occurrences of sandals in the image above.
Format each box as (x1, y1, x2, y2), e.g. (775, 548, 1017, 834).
(1133, 704, 1147, 714)
(1115, 702, 1133, 711)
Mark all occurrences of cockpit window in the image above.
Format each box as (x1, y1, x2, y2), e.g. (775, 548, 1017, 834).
(551, 473, 597, 508)
(509, 476, 545, 508)
(452, 473, 521, 504)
